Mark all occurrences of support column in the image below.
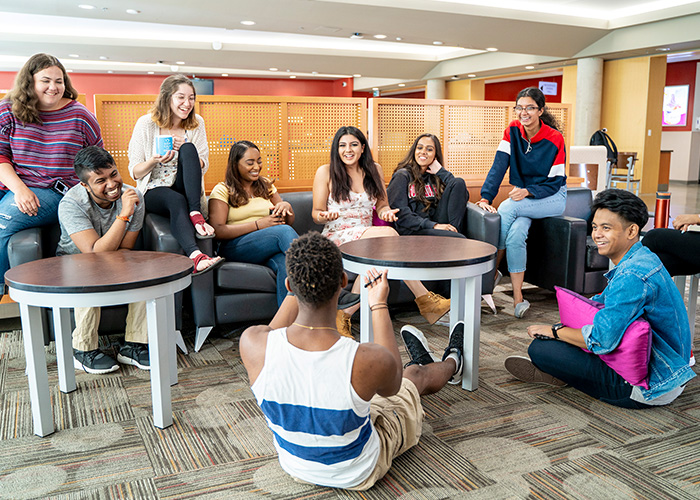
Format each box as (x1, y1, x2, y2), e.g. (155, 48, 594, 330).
(426, 79, 446, 100)
(574, 57, 603, 146)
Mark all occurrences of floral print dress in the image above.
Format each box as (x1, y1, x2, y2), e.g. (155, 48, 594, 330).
(321, 191, 375, 246)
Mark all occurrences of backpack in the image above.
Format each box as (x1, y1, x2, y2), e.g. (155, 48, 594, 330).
(589, 129, 618, 165)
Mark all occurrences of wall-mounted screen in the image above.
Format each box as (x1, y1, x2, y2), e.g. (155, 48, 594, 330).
(662, 85, 689, 127)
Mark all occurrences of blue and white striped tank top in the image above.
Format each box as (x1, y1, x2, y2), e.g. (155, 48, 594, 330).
(251, 327, 380, 488)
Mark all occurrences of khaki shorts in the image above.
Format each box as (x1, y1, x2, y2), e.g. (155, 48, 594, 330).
(349, 378, 424, 491)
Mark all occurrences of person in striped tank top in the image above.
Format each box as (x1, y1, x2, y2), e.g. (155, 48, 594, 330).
(0, 53, 103, 287)
(241, 232, 465, 490)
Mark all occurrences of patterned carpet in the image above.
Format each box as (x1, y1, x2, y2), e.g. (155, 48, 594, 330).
(0, 281, 698, 499)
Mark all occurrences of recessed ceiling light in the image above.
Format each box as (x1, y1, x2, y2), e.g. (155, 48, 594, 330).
(468, 74, 476, 77)
(66, 69, 73, 73)
(107, 70, 113, 73)
(395, 37, 402, 41)
(269, 67, 278, 71)
(148, 71, 154, 74)
(125, 9, 140, 14)
(221, 73, 228, 77)
(312, 71, 318, 75)
(656, 47, 671, 51)
(353, 74, 361, 78)
(433, 41, 443, 45)
(241, 20, 256, 26)
(486, 47, 498, 52)
(398, 83, 405, 87)
(372, 87, 379, 91)
(78, 4, 96, 10)
(99, 56, 108, 60)
(525, 65, 535, 69)
(374, 34, 387, 39)
(176, 61, 185, 65)
(290, 75, 297, 79)
(69, 54, 79, 58)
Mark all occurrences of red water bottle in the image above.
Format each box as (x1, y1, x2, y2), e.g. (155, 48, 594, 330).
(654, 192, 671, 229)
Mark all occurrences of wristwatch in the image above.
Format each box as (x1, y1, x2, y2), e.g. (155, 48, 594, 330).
(551, 322, 564, 339)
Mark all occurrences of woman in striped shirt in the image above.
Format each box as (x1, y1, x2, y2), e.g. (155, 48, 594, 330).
(0, 53, 103, 284)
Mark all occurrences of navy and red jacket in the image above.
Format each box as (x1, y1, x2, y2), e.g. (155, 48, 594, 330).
(480, 120, 566, 203)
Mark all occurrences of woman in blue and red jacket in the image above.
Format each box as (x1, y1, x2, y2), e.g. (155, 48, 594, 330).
(477, 87, 567, 318)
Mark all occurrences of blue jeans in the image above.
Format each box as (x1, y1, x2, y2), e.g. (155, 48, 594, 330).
(217, 224, 298, 306)
(0, 187, 63, 281)
(498, 186, 567, 273)
(528, 339, 651, 409)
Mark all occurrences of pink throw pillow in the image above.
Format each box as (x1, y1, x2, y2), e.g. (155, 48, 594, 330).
(554, 286, 652, 389)
(372, 207, 392, 227)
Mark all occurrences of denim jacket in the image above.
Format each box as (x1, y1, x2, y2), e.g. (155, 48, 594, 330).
(581, 242, 696, 400)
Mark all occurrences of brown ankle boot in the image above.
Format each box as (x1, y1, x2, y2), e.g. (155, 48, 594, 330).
(416, 292, 450, 324)
(336, 310, 353, 339)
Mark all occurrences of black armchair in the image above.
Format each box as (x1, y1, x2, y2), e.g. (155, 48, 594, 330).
(524, 187, 608, 295)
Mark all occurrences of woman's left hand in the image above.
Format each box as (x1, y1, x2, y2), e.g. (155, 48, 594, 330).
(171, 134, 186, 151)
(378, 207, 399, 222)
(271, 201, 293, 218)
(509, 187, 530, 201)
(427, 159, 443, 174)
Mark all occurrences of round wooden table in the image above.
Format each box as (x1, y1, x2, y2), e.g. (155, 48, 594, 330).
(5, 251, 193, 436)
(340, 236, 496, 391)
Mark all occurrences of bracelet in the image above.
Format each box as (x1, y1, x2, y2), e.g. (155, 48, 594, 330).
(478, 199, 489, 205)
(116, 215, 129, 222)
(370, 302, 388, 311)
(255, 220, 259, 230)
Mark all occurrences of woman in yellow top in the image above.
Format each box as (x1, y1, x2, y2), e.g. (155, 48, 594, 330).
(209, 140, 298, 306)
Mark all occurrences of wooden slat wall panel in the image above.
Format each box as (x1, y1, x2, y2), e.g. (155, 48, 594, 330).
(369, 98, 572, 181)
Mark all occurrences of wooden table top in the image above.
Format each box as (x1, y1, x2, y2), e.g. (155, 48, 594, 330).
(5, 251, 193, 294)
(340, 236, 496, 269)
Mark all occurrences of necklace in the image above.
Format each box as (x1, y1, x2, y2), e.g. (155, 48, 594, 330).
(292, 322, 339, 333)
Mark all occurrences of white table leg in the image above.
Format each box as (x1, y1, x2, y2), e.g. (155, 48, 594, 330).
(20, 303, 54, 437)
(52, 307, 76, 393)
(147, 296, 172, 429)
(360, 273, 372, 343)
(165, 294, 178, 386)
(461, 275, 482, 391)
(451, 278, 466, 331)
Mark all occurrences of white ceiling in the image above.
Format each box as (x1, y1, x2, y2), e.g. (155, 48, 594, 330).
(1, 0, 700, 90)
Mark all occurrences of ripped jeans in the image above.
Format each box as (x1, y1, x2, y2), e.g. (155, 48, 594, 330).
(0, 187, 63, 281)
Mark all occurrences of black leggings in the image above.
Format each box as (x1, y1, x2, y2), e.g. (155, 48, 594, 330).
(144, 142, 203, 256)
(399, 176, 468, 238)
(642, 228, 700, 276)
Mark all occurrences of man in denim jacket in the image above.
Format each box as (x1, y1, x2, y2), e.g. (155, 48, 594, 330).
(505, 189, 695, 408)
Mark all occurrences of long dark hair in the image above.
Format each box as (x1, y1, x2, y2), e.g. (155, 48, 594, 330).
(329, 126, 384, 203)
(150, 74, 199, 130)
(516, 87, 560, 131)
(224, 140, 272, 208)
(6, 53, 78, 125)
(393, 133, 445, 211)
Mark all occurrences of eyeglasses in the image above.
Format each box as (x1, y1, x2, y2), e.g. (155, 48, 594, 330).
(513, 105, 540, 113)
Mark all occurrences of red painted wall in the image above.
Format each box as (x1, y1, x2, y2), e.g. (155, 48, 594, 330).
(663, 61, 696, 132)
(485, 76, 562, 103)
(0, 72, 353, 114)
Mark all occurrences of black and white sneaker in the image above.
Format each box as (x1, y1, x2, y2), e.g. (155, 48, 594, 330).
(74, 349, 120, 374)
(117, 342, 150, 371)
(442, 321, 464, 385)
(401, 325, 438, 367)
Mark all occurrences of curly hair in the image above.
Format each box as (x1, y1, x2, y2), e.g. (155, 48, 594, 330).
(329, 126, 385, 203)
(224, 140, 273, 208)
(5, 53, 78, 125)
(286, 233, 344, 306)
(393, 133, 445, 211)
(591, 189, 649, 229)
(150, 75, 199, 130)
(516, 87, 560, 131)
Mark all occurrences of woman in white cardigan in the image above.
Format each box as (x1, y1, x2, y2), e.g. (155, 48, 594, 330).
(128, 75, 222, 274)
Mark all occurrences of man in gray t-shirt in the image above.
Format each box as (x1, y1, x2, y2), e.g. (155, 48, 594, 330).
(58, 146, 150, 375)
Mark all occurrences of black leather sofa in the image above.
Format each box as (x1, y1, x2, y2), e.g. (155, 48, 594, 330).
(145, 191, 502, 350)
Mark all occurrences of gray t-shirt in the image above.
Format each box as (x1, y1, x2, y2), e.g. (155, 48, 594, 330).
(57, 184, 145, 256)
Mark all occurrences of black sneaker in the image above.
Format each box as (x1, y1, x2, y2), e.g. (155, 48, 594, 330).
(401, 325, 438, 367)
(117, 342, 150, 370)
(442, 321, 464, 385)
(73, 349, 119, 375)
